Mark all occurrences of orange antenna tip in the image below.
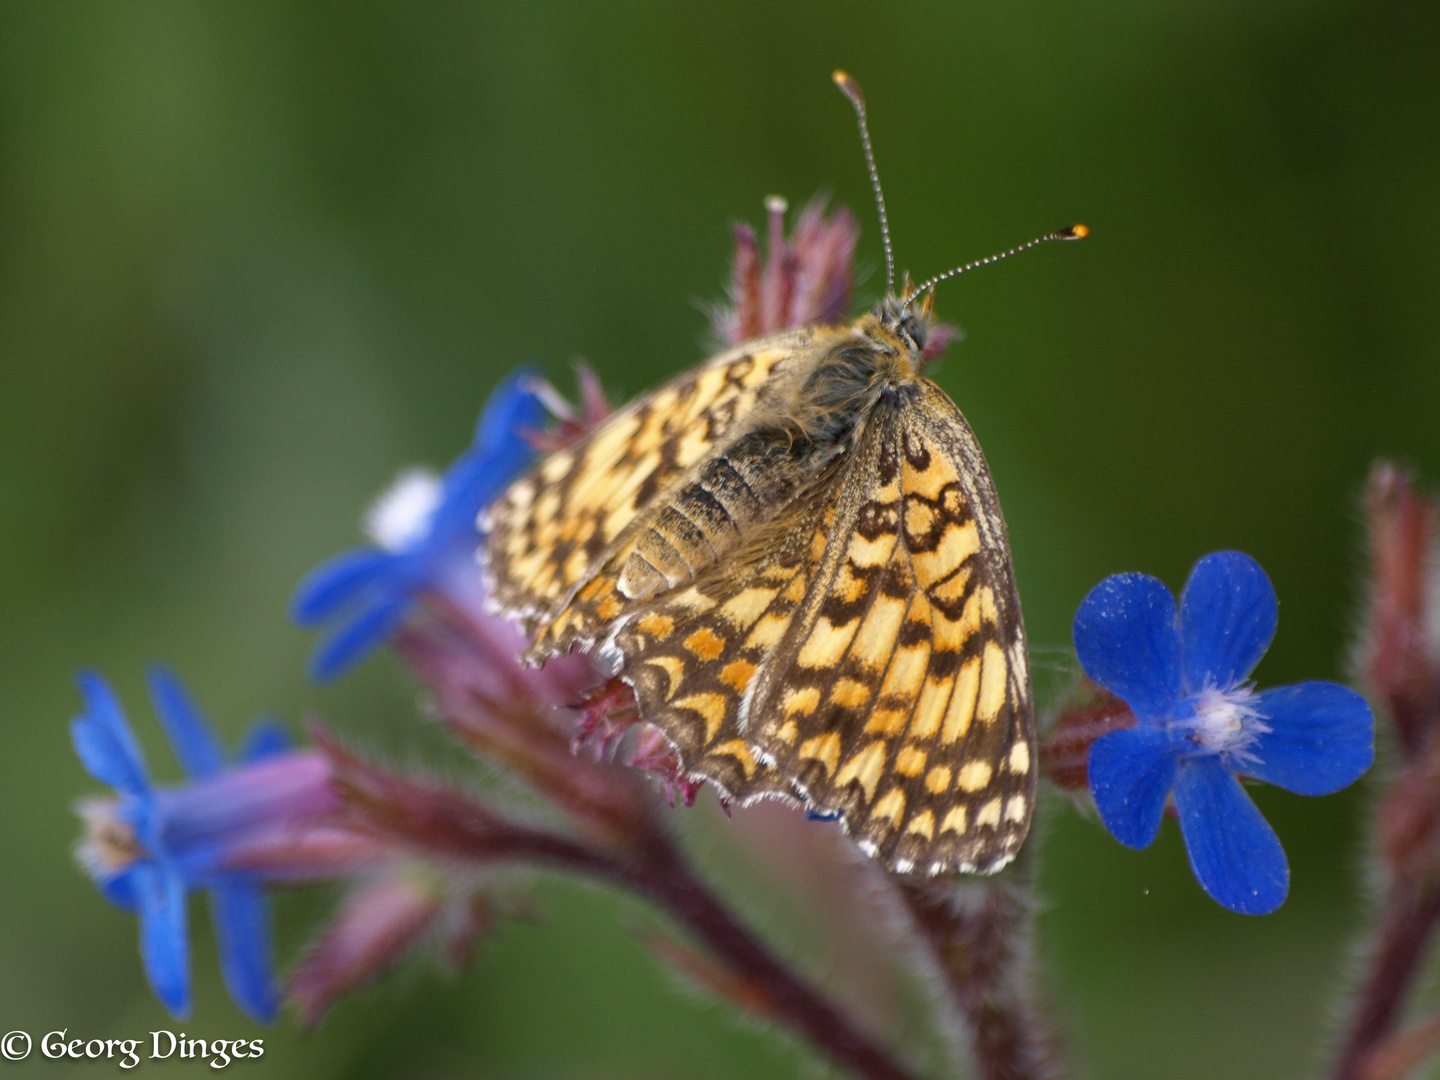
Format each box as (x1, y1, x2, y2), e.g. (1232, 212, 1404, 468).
(1066, 224, 1089, 239)
(832, 70, 863, 108)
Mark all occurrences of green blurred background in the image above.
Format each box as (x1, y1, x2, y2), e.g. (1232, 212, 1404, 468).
(2, 1, 1437, 1077)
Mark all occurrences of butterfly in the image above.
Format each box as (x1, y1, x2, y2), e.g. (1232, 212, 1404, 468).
(481, 72, 1084, 875)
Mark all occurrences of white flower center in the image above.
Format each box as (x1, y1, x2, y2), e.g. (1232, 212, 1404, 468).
(75, 797, 144, 877)
(1184, 684, 1271, 763)
(365, 468, 442, 553)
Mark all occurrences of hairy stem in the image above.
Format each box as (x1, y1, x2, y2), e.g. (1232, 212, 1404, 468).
(327, 735, 918, 1080)
(897, 871, 1057, 1080)
(1330, 882, 1440, 1080)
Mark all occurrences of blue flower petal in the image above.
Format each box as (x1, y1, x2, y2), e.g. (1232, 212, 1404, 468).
(209, 880, 278, 1023)
(430, 372, 547, 540)
(238, 719, 292, 764)
(1073, 573, 1184, 721)
(72, 672, 150, 795)
(1088, 726, 1178, 849)
(1245, 681, 1375, 796)
(1179, 551, 1277, 694)
(1173, 758, 1288, 915)
(134, 862, 191, 1019)
(147, 666, 225, 780)
(308, 592, 414, 683)
(290, 548, 395, 626)
(100, 866, 142, 912)
(472, 366, 547, 459)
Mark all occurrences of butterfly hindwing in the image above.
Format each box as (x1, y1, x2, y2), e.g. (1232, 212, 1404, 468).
(604, 477, 838, 798)
(481, 330, 814, 653)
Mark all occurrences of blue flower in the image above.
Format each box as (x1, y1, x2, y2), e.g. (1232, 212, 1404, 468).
(1073, 551, 1374, 915)
(72, 667, 336, 1020)
(291, 368, 549, 682)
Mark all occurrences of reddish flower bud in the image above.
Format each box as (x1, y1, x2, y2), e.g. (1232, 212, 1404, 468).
(288, 871, 446, 1026)
(713, 196, 860, 343)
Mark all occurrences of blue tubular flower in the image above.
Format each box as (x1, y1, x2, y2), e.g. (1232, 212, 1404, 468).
(291, 369, 548, 683)
(1073, 551, 1375, 915)
(72, 667, 340, 1021)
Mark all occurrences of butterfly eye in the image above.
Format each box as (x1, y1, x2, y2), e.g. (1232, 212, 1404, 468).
(898, 314, 928, 355)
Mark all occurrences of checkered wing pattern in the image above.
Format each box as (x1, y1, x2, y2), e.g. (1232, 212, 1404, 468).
(741, 381, 1034, 873)
(596, 381, 1033, 874)
(481, 329, 814, 653)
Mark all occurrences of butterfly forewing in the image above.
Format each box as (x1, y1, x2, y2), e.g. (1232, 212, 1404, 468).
(743, 381, 1034, 873)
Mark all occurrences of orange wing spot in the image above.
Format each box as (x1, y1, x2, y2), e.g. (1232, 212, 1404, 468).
(835, 564, 867, 605)
(895, 744, 928, 776)
(939, 806, 968, 836)
(783, 686, 821, 718)
(676, 692, 729, 742)
(596, 595, 623, 620)
(925, 765, 953, 794)
(912, 521, 980, 588)
(637, 612, 676, 641)
(809, 528, 829, 563)
(864, 708, 908, 736)
(909, 673, 956, 740)
(902, 446, 957, 501)
(880, 642, 930, 700)
(770, 719, 799, 745)
(796, 616, 861, 669)
(850, 594, 909, 672)
(830, 678, 872, 709)
(849, 531, 897, 569)
(710, 739, 757, 779)
(905, 808, 936, 841)
(720, 659, 758, 693)
(798, 732, 842, 778)
(977, 641, 1009, 722)
(941, 656, 981, 745)
(579, 576, 609, 603)
(683, 627, 726, 661)
(783, 572, 808, 604)
(562, 547, 589, 586)
(869, 787, 906, 829)
(645, 656, 686, 700)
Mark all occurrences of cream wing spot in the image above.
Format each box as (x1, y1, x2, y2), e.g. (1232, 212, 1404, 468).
(797, 616, 861, 669)
(870, 788, 906, 829)
(957, 761, 993, 792)
(834, 741, 888, 802)
(1009, 741, 1031, 775)
(975, 798, 1003, 829)
(940, 656, 981, 745)
(798, 733, 842, 778)
(977, 641, 1009, 723)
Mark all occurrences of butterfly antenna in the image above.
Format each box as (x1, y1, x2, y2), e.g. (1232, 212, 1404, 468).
(833, 71, 895, 297)
(902, 224, 1088, 310)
